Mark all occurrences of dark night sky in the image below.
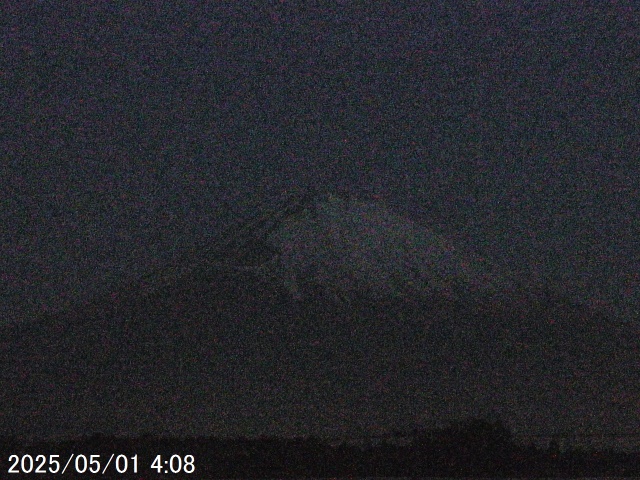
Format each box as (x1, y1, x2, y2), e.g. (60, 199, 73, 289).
(2, 1, 639, 326)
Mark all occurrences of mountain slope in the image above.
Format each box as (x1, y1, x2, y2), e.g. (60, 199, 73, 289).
(211, 190, 515, 303)
(1, 192, 637, 446)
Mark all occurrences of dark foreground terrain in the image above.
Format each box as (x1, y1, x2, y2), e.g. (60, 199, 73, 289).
(2, 418, 640, 478)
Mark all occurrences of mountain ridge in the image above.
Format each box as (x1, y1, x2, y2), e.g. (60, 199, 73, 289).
(1, 191, 636, 446)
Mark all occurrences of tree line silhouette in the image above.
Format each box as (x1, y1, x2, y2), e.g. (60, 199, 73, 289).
(2, 417, 639, 478)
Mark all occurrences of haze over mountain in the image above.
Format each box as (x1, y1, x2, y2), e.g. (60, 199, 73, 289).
(1, 191, 637, 448)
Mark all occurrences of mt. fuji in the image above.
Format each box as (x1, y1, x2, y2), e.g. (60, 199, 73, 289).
(1, 189, 637, 446)
(191, 189, 516, 307)
(264, 191, 512, 301)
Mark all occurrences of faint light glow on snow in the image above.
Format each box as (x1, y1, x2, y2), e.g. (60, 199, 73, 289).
(264, 192, 512, 302)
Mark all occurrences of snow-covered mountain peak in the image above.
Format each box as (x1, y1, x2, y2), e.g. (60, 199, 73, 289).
(257, 191, 513, 303)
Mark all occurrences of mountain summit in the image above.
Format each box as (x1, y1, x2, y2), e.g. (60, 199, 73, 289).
(1, 190, 637, 446)
(176, 189, 514, 306)
(263, 190, 512, 302)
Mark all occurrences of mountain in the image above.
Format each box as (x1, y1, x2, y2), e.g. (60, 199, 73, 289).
(1, 191, 638, 447)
